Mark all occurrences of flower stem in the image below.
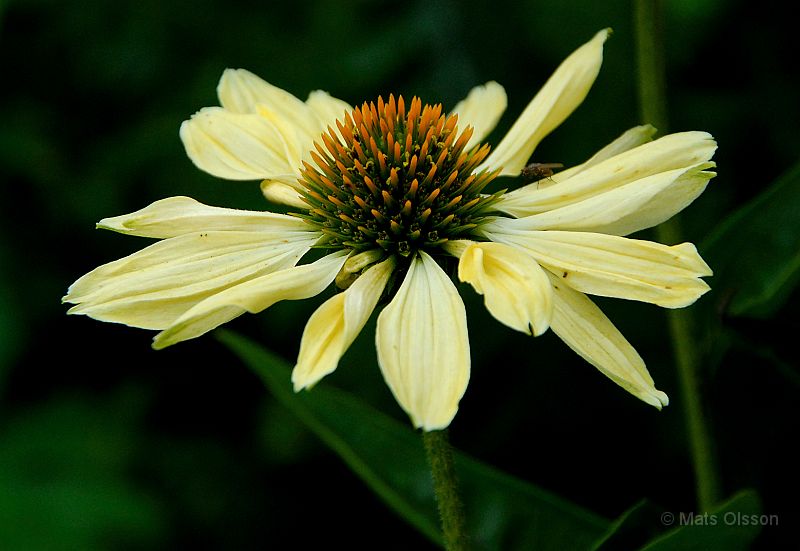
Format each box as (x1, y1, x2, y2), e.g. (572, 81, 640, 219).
(633, 0, 722, 512)
(422, 429, 468, 550)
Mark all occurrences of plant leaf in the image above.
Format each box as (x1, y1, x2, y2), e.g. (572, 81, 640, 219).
(702, 162, 800, 318)
(639, 490, 763, 550)
(217, 329, 610, 550)
(591, 490, 763, 550)
(590, 500, 664, 550)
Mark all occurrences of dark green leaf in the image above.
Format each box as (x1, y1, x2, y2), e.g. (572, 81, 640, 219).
(591, 500, 665, 550)
(591, 491, 763, 550)
(217, 329, 610, 550)
(640, 490, 763, 550)
(703, 162, 800, 318)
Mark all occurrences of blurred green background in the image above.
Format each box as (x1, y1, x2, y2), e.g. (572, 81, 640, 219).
(1, 0, 798, 548)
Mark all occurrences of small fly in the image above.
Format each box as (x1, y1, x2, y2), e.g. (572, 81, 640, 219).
(520, 162, 564, 183)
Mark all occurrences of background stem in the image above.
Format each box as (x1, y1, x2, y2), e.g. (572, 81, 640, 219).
(633, 0, 722, 512)
(423, 429, 468, 550)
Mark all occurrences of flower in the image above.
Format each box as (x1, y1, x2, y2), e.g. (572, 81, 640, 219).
(64, 29, 715, 430)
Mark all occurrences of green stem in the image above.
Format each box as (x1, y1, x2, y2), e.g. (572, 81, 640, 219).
(423, 429, 468, 550)
(633, 0, 722, 512)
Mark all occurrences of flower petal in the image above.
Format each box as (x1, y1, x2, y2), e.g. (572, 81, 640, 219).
(480, 29, 609, 176)
(152, 250, 349, 349)
(306, 90, 352, 127)
(508, 125, 657, 193)
(376, 251, 470, 430)
(218, 68, 309, 119)
(216, 69, 348, 170)
(496, 163, 716, 235)
(97, 196, 311, 238)
(260, 179, 308, 208)
(456, 242, 553, 336)
(64, 231, 317, 329)
(253, 104, 314, 168)
(548, 272, 669, 409)
(293, 256, 395, 390)
(482, 228, 712, 308)
(451, 81, 507, 149)
(496, 131, 717, 216)
(180, 107, 296, 180)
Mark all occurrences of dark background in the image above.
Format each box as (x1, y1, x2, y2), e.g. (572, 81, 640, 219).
(1, 0, 798, 548)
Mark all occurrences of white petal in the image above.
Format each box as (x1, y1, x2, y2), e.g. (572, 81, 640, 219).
(64, 231, 316, 329)
(180, 107, 296, 180)
(457, 242, 553, 336)
(152, 250, 349, 349)
(558, 124, 658, 179)
(480, 29, 609, 176)
(511, 125, 657, 192)
(548, 272, 668, 408)
(336, 249, 386, 288)
(253, 104, 313, 168)
(496, 131, 717, 216)
(97, 196, 311, 238)
(293, 256, 395, 390)
(441, 239, 475, 259)
(451, 81, 507, 149)
(306, 90, 352, 127)
(376, 251, 470, 430)
(260, 179, 308, 208)
(216, 69, 336, 169)
(218, 68, 307, 119)
(497, 163, 716, 235)
(483, 228, 712, 308)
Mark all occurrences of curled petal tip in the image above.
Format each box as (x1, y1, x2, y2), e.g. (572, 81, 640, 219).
(645, 390, 670, 410)
(291, 377, 310, 392)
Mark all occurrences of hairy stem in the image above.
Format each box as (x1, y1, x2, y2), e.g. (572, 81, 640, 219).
(423, 429, 468, 550)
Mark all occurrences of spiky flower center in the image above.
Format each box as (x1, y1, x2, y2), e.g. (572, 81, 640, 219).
(297, 95, 501, 256)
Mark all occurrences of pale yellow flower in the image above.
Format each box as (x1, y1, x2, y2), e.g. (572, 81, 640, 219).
(64, 29, 715, 430)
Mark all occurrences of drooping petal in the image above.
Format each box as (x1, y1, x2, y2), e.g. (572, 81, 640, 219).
(375, 251, 470, 431)
(64, 231, 317, 329)
(480, 29, 609, 176)
(293, 256, 395, 390)
(483, 228, 712, 308)
(180, 107, 296, 180)
(495, 131, 717, 217)
(451, 81, 507, 149)
(548, 272, 669, 409)
(152, 250, 349, 349)
(456, 242, 553, 336)
(441, 239, 474, 259)
(97, 196, 312, 238)
(335, 249, 386, 289)
(260, 179, 308, 208)
(496, 163, 716, 235)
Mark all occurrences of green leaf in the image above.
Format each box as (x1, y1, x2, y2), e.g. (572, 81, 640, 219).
(591, 491, 763, 551)
(640, 490, 763, 550)
(590, 500, 665, 550)
(702, 161, 800, 318)
(217, 329, 610, 550)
